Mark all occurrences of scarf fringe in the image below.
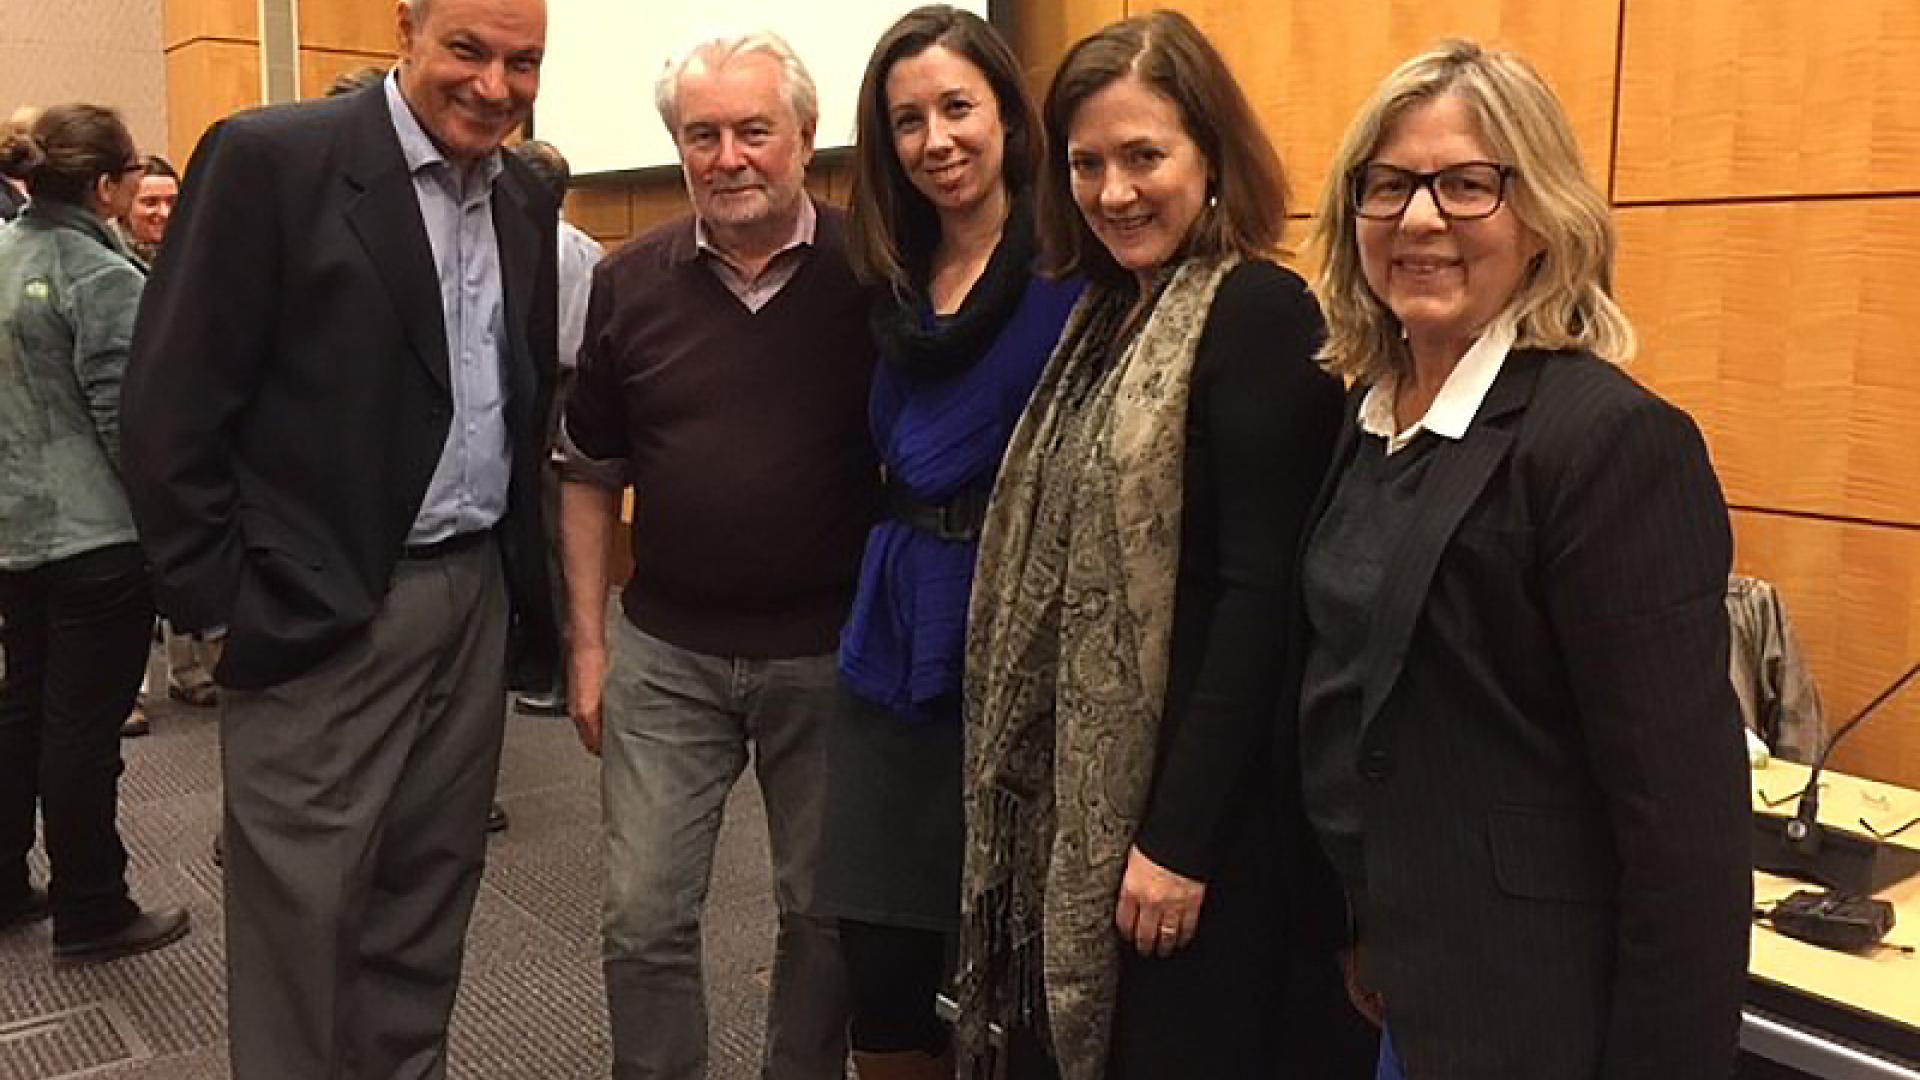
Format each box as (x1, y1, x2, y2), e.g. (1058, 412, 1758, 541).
(957, 784, 1047, 1077)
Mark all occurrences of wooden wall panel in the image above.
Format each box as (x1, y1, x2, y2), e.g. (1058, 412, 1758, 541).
(298, 48, 392, 100)
(1164, 0, 1619, 214)
(807, 153, 853, 205)
(300, 0, 397, 56)
(1007, 0, 1125, 98)
(566, 186, 634, 244)
(1616, 199, 1920, 528)
(1616, 0, 1920, 203)
(1732, 511, 1920, 788)
(164, 0, 255, 49)
(630, 178, 690, 237)
(166, 39, 260, 164)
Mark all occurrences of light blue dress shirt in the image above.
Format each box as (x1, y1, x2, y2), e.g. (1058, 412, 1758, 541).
(383, 73, 512, 545)
(556, 219, 603, 374)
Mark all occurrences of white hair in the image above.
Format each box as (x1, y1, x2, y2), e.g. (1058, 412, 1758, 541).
(654, 30, 819, 134)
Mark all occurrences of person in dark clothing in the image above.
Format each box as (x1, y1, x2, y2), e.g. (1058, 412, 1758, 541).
(814, 9, 1078, 1079)
(0, 102, 191, 964)
(560, 30, 872, 1080)
(0, 106, 38, 221)
(121, 0, 559, 1070)
(957, 12, 1372, 1079)
(1300, 40, 1749, 1079)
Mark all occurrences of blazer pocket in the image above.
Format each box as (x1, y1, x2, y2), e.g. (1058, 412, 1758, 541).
(235, 534, 335, 628)
(1487, 804, 1618, 905)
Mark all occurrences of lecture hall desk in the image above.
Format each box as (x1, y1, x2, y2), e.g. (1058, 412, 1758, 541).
(1745, 761, 1920, 1078)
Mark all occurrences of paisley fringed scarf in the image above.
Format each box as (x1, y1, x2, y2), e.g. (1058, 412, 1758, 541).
(957, 255, 1241, 1080)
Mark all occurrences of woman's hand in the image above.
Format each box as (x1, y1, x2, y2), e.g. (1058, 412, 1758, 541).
(1341, 945, 1387, 1027)
(1115, 845, 1206, 957)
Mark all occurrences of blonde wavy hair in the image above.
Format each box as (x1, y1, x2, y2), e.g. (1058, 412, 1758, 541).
(1311, 39, 1634, 384)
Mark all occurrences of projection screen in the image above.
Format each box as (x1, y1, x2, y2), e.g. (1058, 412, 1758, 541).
(535, 0, 996, 179)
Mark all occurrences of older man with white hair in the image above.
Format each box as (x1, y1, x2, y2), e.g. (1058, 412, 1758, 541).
(560, 29, 874, 1080)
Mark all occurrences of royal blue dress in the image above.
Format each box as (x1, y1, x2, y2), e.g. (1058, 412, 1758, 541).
(814, 270, 1081, 931)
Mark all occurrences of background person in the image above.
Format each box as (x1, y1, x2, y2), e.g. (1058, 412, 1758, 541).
(0, 106, 39, 221)
(816, 7, 1079, 1078)
(0, 102, 191, 963)
(122, 155, 177, 266)
(116, 152, 221, 726)
(325, 64, 390, 98)
(958, 11, 1364, 1078)
(508, 136, 601, 721)
(1299, 39, 1750, 1079)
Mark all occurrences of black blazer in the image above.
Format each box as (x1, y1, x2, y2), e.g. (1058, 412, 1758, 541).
(123, 86, 558, 691)
(1299, 349, 1751, 1078)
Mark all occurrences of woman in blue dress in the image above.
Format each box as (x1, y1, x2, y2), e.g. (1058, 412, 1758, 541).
(814, 7, 1080, 1077)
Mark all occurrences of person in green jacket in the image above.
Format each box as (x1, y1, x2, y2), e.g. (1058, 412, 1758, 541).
(0, 102, 190, 964)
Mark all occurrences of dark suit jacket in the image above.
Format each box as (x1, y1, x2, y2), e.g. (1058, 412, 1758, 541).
(1299, 349, 1751, 1078)
(123, 86, 558, 691)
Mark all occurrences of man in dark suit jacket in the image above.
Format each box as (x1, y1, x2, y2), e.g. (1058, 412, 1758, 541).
(121, 0, 555, 1074)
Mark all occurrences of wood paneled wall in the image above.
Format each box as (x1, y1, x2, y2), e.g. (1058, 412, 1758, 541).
(987, 0, 1920, 786)
(158, 0, 1920, 784)
(164, 0, 395, 164)
(1606, 0, 1920, 786)
(295, 0, 397, 100)
(162, 0, 257, 163)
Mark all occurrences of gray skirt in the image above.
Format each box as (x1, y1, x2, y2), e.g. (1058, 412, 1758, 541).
(812, 686, 964, 932)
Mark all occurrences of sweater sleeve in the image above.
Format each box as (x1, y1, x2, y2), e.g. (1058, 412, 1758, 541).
(558, 257, 631, 490)
(1134, 261, 1344, 881)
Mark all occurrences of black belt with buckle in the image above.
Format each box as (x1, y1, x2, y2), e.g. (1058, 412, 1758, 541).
(401, 527, 494, 561)
(887, 481, 989, 542)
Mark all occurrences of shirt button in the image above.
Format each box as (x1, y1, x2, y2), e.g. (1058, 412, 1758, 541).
(1360, 749, 1393, 782)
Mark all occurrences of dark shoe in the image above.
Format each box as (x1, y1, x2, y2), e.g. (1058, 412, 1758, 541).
(121, 705, 151, 738)
(166, 681, 219, 707)
(1, 887, 50, 930)
(487, 802, 509, 834)
(512, 689, 568, 716)
(852, 1046, 956, 1080)
(53, 907, 191, 965)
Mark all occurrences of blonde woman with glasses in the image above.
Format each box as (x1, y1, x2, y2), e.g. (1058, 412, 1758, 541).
(1296, 40, 1750, 1079)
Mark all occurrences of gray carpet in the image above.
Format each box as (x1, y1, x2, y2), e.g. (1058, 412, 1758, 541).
(0, 666, 789, 1079)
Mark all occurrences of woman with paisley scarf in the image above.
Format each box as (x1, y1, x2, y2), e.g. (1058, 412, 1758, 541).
(814, 8, 1081, 1079)
(957, 11, 1370, 1079)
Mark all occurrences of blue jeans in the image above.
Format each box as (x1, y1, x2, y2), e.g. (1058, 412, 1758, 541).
(600, 618, 850, 1079)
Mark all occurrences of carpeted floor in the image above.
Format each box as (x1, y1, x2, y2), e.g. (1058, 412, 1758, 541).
(0, 663, 788, 1079)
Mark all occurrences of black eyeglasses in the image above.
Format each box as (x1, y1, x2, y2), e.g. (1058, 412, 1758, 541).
(1350, 161, 1515, 221)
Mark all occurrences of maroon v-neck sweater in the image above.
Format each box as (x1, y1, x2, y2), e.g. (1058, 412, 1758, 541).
(567, 204, 880, 659)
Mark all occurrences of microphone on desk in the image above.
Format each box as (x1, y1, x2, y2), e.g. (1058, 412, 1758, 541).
(1784, 660, 1920, 859)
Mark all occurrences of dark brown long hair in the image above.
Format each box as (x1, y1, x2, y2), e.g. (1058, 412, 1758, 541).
(847, 5, 1043, 296)
(1036, 10, 1287, 289)
(18, 103, 136, 207)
